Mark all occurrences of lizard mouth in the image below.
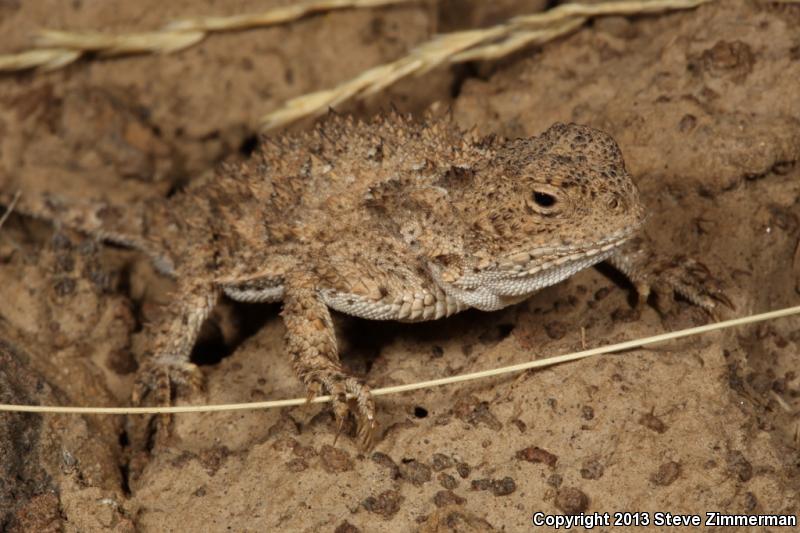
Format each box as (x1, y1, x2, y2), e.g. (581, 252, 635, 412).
(496, 235, 628, 280)
(482, 242, 622, 299)
(493, 220, 642, 280)
(429, 213, 644, 312)
(432, 228, 635, 312)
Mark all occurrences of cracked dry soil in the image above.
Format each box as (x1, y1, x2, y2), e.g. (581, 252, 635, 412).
(0, 0, 799, 531)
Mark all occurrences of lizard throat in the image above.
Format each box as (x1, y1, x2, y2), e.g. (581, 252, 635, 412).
(434, 232, 632, 312)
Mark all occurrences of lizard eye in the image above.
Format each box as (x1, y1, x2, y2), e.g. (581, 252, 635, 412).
(526, 185, 562, 216)
(532, 191, 557, 208)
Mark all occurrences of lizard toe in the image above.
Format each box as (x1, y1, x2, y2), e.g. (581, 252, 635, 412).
(655, 256, 733, 314)
(345, 376, 377, 451)
(305, 370, 376, 450)
(132, 356, 204, 407)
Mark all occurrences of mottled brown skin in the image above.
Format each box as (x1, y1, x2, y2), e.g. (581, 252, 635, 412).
(4, 113, 724, 448)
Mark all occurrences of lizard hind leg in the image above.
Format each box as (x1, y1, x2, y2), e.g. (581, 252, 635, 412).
(131, 283, 220, 435)
(282, 275, 376, 450)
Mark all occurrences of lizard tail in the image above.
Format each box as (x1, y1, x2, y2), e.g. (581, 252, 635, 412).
(0, 189, 176, 276)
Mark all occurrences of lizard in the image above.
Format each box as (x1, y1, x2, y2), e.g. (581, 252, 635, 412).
(0, 112, 726, 449)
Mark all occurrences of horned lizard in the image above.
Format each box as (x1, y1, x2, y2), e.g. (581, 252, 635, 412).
(2, 113, 724, 448)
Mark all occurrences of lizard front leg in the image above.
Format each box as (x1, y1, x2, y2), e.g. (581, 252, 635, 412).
(282, 274, 376, 449)
(607, 237, 731, 312)
(132, 283, 219, 410)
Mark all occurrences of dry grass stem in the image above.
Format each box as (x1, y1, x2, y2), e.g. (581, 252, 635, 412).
(36, 30, 207, 56)
(0, 303, 797, 415)
(0, 190, 21, 232)
(164, 0, 411, 31)
(770, 390, 796, 414)
(260, 0, 715, 130)
(511, 0, 712, 25)
(0, 48, 80, 71)
(0, 0, 414, 72)
(260, 26, 507, 130)
(451, 18, 586, 63)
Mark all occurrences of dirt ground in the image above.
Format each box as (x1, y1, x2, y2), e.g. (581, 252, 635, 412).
(0, 0, 799, 531)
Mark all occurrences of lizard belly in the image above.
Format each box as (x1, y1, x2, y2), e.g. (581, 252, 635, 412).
(223, 284, 285, 303)
(321, 288, 468, 322)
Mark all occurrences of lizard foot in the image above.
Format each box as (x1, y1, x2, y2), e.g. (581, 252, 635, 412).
(631, 255, 733, 317)
(131, 356, 204, 436)
(609, 239, 733, 317)
(651, 256, 733, 312)
(306, 370, 376, 451)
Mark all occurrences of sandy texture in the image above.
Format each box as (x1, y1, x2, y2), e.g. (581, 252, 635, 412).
(1, 0, 799, 531)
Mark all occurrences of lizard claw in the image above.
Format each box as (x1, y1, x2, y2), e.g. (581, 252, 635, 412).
(333, 414, 345, 447)
(304, 380, 322, 405)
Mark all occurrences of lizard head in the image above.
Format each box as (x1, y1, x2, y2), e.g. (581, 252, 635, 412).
(427, 122, 646, 311)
